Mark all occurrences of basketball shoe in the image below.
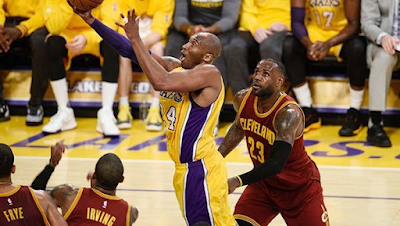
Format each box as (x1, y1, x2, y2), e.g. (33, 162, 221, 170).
(97, 108, 120, 137)
(117, 104, 133, 129)
(302, 107, 321, 133)
(339, 108, 362, 136)
(42, 107, 77, 133)
(0, 101, 10, 122)
(146, 106, 162, 131)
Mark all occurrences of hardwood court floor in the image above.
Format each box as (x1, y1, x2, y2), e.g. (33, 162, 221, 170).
(1, 116, 400, 226)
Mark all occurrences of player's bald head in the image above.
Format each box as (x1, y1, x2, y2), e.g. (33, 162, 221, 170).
(196, 32, 222, 60)
(95, 153, 124, 190)
(0, 143, 14, 178)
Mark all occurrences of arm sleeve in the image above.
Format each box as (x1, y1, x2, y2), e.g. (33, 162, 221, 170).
(0, 0, 5, 26)
(151, 0, 174, 38)
(90, 19, 139, 63)
(238, 140, 292, 186)
(239, 0, 258, 34)
(216, 0, 241, 32)
(173, 0, 190, 31)
(291, 7, 309, 40)
(361, 0, 386, 43)
(31, 165, 55, 190)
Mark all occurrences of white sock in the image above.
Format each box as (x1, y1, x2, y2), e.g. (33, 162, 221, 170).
(293, 83, 313, 107)
(350, 88, 364, 110)
(50, 78, 69, 110)
(150, 97, 159, 108)
(119, 96, 129, 106)
(102, 82, 118, 110)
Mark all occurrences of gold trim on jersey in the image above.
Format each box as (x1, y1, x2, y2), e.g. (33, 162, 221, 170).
(0, 185, 21, 197)
(237, 88, 252, 116)
(28, 187, 51, 226)
(272, 101, 304, 140)
(92, 188, 122, 201)
(126, 205, 131, 226)
(234, 214, 260, 226)
(64, 187, 84, 220)
(254, 93, 287, 118)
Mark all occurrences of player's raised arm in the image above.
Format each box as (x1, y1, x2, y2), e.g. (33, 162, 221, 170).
(218, 89, 249, 157)
(118, 9, 222, 93)
(228, 104, 303, 194)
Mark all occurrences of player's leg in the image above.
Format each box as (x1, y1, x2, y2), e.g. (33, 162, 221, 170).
(27, 27, 49, 126)
(338, 35, 367, 137)
(281, 180, 329, 226)
(282, 35, 320, 132)
(366, 45, 397, 147)
(225, 31, 254, 95)
(42, 35, 76, 133)
(116, 56, 133, 129)
(98, 40, 120, 136)
(234, 183, 279, 226)
(145, 42, 164, 131)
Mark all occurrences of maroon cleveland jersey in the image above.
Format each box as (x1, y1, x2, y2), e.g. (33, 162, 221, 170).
(65, 188, 130, 226)
(238, 91, 320, 190)
(0, 185, 50, 225)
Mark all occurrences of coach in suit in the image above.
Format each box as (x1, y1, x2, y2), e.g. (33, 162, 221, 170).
(361, 0, 398, 147)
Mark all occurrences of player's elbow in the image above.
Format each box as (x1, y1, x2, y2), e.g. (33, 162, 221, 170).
(270, 160, 284, 175)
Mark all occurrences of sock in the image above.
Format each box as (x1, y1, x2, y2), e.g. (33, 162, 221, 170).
(350, 88, 364, 110)
(293, 83, 313, 108)
(119, 96, 129, 106)
(369, 111, 382, 128)
(102, 82, 118, 110)
(50, 78, 69, 110)
(150, 97, 159, 108)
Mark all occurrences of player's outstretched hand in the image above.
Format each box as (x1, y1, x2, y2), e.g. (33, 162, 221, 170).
(49, 141, 67, 167)
(67, 1, 95, 25)
(228, 177, 241, 194)
(115, 9, 140, 42)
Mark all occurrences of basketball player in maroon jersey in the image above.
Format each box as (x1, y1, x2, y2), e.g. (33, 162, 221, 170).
(0, 143, 67, 226)
(33, 153, 138, 225)
(218, 59, 329, 226)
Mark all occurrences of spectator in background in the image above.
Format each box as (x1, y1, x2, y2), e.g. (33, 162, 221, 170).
(0, 0, 48, 125)
(38, 0, 121, 136)
(116, 0, 174, 131)
(283, 0, 367, 134)
(165, 0, 241, 91)
(361, 0, 395, 147)
(226, 0, 291, 95)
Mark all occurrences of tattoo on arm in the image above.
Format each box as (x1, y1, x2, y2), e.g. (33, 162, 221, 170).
(274, 105, 302, 146)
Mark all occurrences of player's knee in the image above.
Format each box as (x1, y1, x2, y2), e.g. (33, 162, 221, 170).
(348, 37, 366, 56)
(227, 40, 247, 57)
(46, 36, 66, 57)
(282, 36, 299, 52)
(100, 41, 119, 59)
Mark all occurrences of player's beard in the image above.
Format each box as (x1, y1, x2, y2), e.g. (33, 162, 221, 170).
(253, 84, 275, 98)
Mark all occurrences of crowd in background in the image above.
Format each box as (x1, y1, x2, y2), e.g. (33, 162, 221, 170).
(0, 0, 398, 147)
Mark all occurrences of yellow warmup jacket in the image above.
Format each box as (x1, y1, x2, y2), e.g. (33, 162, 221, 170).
(118, 0, 174, 39)
(239, 0, 291, 34)
(0, 0, 40, 26)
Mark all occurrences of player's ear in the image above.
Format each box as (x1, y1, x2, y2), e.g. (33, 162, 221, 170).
(120, 176, 124, 183)
(203, 53, 213, 64)
(11, 165, 16, 174)
(276, 74, 284, 88)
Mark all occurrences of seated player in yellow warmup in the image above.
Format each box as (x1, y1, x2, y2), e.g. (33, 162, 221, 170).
(283, 0, 367, 135)
(72, 7, 238, 226)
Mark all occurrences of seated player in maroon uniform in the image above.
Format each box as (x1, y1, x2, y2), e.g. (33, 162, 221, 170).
(32, 153, 139, 225)
(0, 143, 67, 226)
(218, 59, 329, 226)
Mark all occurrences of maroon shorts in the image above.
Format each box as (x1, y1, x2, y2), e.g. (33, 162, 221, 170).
(234, 179, 329, 226)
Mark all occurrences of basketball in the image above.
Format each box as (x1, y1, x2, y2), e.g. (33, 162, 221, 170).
(68, 0, 104, 11)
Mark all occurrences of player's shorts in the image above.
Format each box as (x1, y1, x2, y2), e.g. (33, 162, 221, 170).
(308, 27, 343, 61)
(48, 29, 102, 70)
(234, 179, 329, 226)
(173, 152, 237, 226)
